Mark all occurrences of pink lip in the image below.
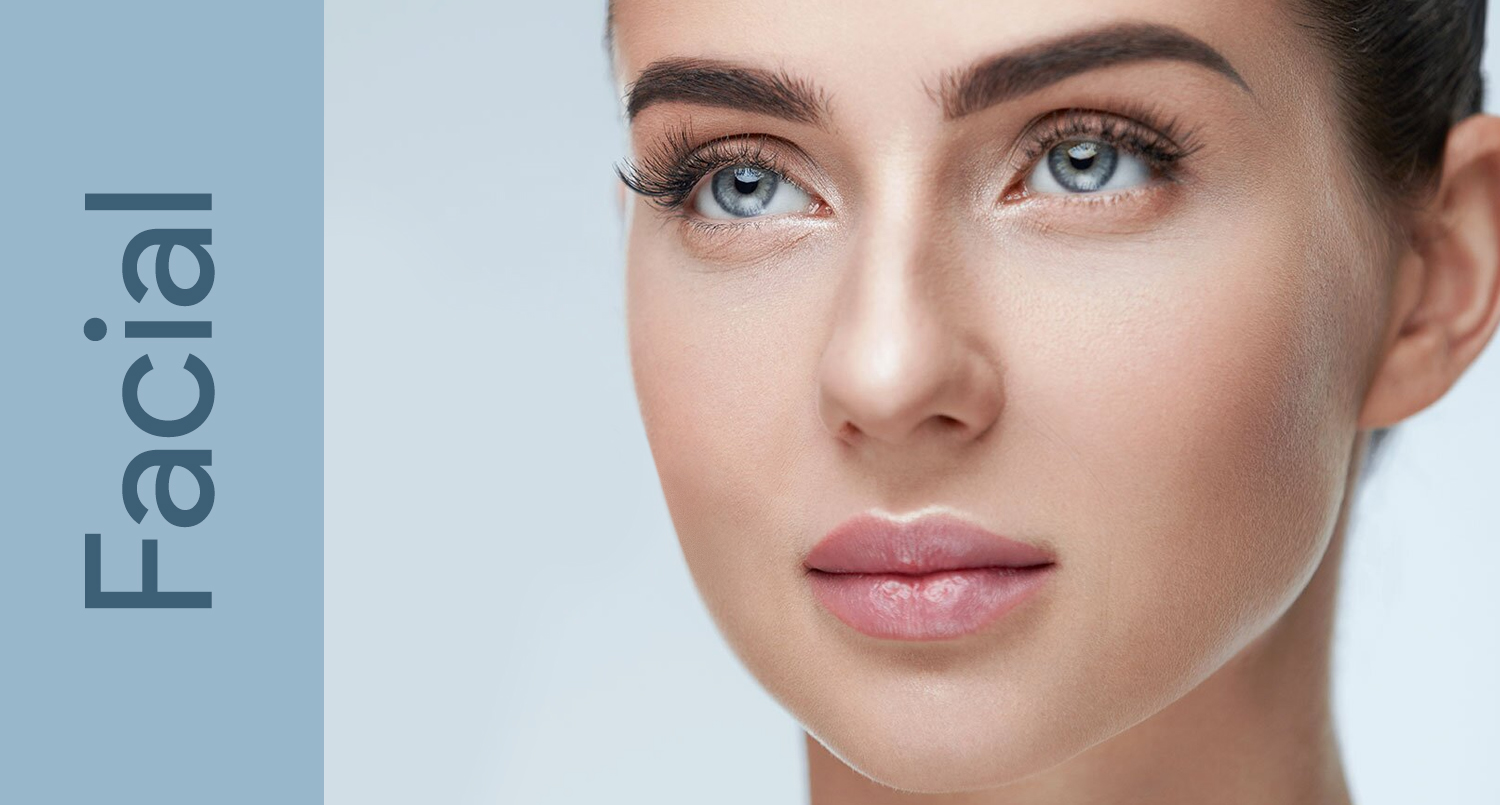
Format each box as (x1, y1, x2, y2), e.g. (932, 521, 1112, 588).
(804, 511, 1055, 641)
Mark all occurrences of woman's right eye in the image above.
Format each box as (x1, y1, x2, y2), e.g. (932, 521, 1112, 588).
(693, 164, 814, 220)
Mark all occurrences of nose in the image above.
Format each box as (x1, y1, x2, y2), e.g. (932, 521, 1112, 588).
(817, 237, 1004, 449)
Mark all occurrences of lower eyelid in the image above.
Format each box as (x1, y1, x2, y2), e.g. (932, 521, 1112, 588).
(999, 178, 1187, 232)
(671, 214, 832, 266)
(683, 204, 829, 228)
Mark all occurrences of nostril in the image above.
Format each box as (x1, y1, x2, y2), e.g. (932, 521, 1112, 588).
(926, 414, 968, 436)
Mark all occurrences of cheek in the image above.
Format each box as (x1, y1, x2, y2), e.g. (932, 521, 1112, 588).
(1008, 217, 1363, 697)
(625, 230, 819, 631)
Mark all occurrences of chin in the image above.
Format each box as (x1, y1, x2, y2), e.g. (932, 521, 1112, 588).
(769, 648, 1101, 793)
(804, 700, 1065, 794)
(832, 744, 1032, 794)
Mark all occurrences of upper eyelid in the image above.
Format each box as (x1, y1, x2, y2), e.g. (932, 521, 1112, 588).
(693, 140, 806, 187)
(1012, 109, 1197, 169)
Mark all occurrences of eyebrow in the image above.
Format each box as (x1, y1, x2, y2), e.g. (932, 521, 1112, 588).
(939, 22, 1249, 119)
(624, 57, 829, 124)
(622, 22, 1247, 126)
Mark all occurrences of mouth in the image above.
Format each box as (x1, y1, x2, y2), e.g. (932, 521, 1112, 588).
(804, 510, 1055, 641)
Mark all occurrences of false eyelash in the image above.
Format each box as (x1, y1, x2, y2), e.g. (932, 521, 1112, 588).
(1015, 106, 1204, 176)
(616, 128, 793, 211)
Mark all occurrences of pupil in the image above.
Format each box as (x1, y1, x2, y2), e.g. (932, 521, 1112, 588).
(733, 167, 762, 194)
(1067, 141, 1099, 170)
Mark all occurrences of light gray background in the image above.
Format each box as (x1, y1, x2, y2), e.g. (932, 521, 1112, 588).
(326, 3, 1500, 802)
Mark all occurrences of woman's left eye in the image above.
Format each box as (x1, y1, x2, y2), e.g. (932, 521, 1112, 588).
(693, 164, 813, 220)
(1026, 139, 1151, 195)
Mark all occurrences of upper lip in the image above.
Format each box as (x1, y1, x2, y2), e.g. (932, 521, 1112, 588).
(805, 510, 1054, 575)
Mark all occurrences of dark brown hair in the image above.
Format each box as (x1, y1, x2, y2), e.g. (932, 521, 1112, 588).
(1296, 0, 1487, 473)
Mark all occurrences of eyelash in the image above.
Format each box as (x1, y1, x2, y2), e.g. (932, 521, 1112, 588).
(616, 129, 802, 212)
(616, 107, 1203, 215)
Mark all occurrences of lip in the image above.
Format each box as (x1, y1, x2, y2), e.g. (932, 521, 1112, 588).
(804, 510, 1055, 641)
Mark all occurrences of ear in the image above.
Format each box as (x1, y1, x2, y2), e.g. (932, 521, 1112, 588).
(1358, 114, 1500, 430)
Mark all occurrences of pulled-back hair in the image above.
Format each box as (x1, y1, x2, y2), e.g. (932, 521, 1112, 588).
(1296, 0, 1487, 473)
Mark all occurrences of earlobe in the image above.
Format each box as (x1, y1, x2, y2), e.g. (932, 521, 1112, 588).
(1358, 114, 1500, 431)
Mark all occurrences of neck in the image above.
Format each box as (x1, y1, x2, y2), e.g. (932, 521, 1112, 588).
(808, 445, 1369, 805)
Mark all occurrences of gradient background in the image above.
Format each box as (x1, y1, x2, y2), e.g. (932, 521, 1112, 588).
(326, 2, 1500, 802)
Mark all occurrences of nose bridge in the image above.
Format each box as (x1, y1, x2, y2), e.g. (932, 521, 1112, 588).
(817, 171, 1003, 447)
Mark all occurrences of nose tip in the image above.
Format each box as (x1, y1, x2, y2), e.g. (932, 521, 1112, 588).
(817, 314, 1003, 448)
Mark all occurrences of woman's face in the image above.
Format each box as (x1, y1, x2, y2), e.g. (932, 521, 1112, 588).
(618, 0, 1390, 790)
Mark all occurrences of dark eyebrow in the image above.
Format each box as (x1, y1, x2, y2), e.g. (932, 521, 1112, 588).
(624, 57, 828, 124)
(939, 22, 1250, 119)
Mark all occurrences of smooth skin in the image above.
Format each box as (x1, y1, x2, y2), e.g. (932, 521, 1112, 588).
(612, 1, 1500, 802)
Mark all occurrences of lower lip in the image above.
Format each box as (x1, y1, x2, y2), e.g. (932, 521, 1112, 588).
(807, 565, 1053, 641)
